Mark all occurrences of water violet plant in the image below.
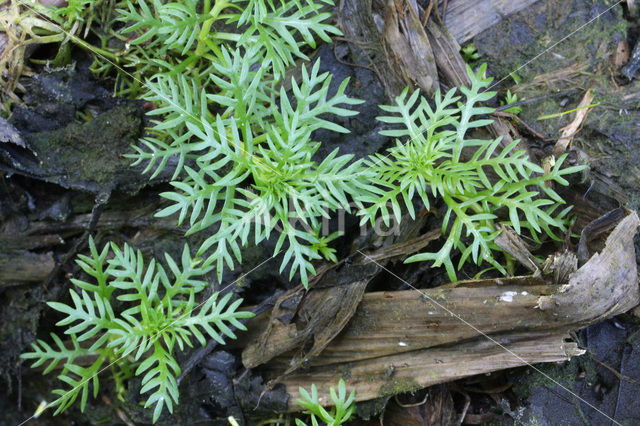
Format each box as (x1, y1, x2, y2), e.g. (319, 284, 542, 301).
(19, 0, 586, 422)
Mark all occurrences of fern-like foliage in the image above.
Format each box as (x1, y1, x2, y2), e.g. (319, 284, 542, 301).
(232, 0, 340, 78)
(117, 0, 205, 55)
(360, 64, 585, 280)
(296, 379, 355, 426)
(116, 0, 339, 77)
(116, 0, 364, 287)
(42, 0, 586, 290)
(21, 237, 253, 423)
(131, 51, 366, 286)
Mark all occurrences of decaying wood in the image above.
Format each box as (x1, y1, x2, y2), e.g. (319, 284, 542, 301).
(339, 0, 519, 147)
(577, 207, 626, 265)
(381, 0, 439, 93)
(337, 0, 435, 99)
(0, 206, 177, 252)
(242, 259, 380, 373)
(240, 227, 442, 372)
(279, 332, 582, 409)
(442, 0, 541, 44)
(493, 225, 541, 273)
(339, 0, 542, 97)
(0, 250, 54, 284)
(0, 201, 180, 286)
(241, 211, 639, 411)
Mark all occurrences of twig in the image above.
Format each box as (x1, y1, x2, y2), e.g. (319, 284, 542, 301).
(332, 42, 385, 88)
(457, 392, 471, 426)
(43, 190, 111, 290)
(590, 353, 640, 386)
(441, 0, 449, 23)
(394, 391, 428, 407)
(495, 88, 579, 112)
(421, 0, 434, 26)
(492, 110, 549, 141)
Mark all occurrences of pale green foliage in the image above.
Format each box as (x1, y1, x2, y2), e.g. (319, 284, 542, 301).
(115, 0, 339, 80)
(232, 0, 340, 78)
(117, 0, 204, 55)
(126, 3, 584, 287)
(296, 379, 355, 426)
(461, 43, 481, 66)
(75, 0, 583, 288)
(38, 0, 585, 287)
(136, 57, 365, 286)
(45, 0, 97, 34)
(501, 89, 522, 115)
(20, 1, 589, 423)
(123, 0, 367, 286)
(21, 237, 253, 423)
(361, 64, 585, 280)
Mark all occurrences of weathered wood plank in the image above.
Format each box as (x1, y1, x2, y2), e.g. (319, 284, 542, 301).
(0, 250, 54, 284)
(444, 0, 541, 44)
(279, 331, 581, 410)
(241, 211, 639, 410)
(245, 212, 638, 367)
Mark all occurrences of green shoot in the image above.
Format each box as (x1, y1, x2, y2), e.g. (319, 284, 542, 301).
(537, 103, 599, 120)
(21, 237, 253, 423)
(296, 379, 355, 426)
(501, 90, 523, 115)
(359, 64, 586, 280)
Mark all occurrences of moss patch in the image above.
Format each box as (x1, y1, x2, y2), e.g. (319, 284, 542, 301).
(377, 376, 422, 398)
(25, 104, 143, 193)
(512, 357, 599, 399)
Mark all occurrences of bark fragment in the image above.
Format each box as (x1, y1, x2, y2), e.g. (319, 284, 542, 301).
(240, 211, 640, 411)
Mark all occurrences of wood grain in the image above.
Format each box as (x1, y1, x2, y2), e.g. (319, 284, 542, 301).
(240, 212, 640, 411)
(444, 0, 541, 44)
